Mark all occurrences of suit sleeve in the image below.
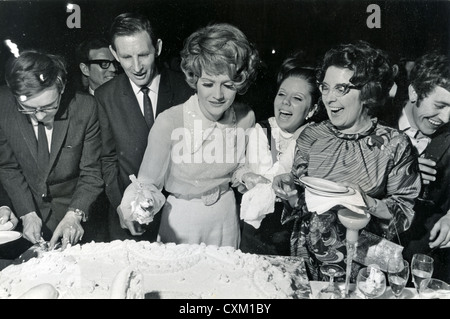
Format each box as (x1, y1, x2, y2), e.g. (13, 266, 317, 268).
(0, 125, 36, 217)
(96, 94, 122, 210)
(67, 99, 104, 215)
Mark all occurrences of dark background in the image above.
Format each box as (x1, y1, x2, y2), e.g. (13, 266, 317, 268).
(0, 0, 449, 120)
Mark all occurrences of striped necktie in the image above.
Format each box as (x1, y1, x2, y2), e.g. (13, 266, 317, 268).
(141, 86, 154, 129)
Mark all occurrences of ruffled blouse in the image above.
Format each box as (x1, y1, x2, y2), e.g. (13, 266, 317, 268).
(246, 117, 306, 181)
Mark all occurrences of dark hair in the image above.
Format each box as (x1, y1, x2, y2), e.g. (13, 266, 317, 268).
(180, 23, 259, 95)
(277, 53, 320, 109)
(76, 37, 110, 64)
(410, 52, 450, 102)
(5, 50, 67, 98)
(109, 12, 158, 51)
(317, 40, 394, 116)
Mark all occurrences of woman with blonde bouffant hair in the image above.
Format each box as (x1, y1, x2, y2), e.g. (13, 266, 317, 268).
(119, 23, 264, 248)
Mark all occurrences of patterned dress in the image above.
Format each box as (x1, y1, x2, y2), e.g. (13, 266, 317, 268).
(282, 119, 421, 281)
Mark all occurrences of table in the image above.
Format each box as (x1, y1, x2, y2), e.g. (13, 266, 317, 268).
(309, 281, 419, 299)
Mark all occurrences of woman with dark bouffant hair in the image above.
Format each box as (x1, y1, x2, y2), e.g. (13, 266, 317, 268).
(237, 52, 321, 256)
(120, 23, 262, 248)
(273, 41, 421, 281)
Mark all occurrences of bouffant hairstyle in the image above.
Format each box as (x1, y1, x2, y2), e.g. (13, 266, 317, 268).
(317, 40, 394, 116)
(5, 50, 67, 98)
(277, 53, 320, 109)
(410, 52, 450, 102)
(180, 23, 259, 95)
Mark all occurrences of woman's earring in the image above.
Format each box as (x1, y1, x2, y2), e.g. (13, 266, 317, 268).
(306, 104, 318, 121)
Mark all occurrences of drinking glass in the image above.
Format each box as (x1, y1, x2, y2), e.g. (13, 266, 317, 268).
(356, 265, 387, 299)
(387, 258, 410, 298)
(411, 254, 434, 294)
(419, 278, 450, 299)
(317, 264, 345, 299)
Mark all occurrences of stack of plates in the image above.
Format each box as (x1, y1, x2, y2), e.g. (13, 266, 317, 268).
(299, 176, 355, 197)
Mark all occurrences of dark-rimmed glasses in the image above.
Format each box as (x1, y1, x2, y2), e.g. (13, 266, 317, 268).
(17, 94, 61, 115)
(318, 82, 360, 97)
(86, 59, 118, 69)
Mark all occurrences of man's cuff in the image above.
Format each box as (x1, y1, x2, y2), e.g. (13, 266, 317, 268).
(67, 208, 88, 222)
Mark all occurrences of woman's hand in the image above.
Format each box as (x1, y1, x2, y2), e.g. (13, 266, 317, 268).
(340, 182, 376, 208)
(0, 206, 19, 230)
(418, 157, 437, 185)
(117, 206, 147, 236)
(272, 173, 298, 207)
(241, 172, 270, 190)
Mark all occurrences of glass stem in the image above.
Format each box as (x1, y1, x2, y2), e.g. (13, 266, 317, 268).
(345, 241, 356, 297)
(328, 275, 334, 289)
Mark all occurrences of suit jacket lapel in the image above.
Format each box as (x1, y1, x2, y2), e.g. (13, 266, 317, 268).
(156, 68, 171, 116)
(47, 99, 70, 177)
(120, 76, 148, 127)
(16, 112, 38, 163)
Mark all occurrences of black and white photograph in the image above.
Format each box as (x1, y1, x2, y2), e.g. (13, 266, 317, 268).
(0, 0, 449, 304)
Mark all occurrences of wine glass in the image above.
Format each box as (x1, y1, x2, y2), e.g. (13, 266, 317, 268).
(356, 265, 387, 299)
(317, 264, 345, 299)
(419, 278, 450, 299)
(387, 257, 410, 298)
(411, 253, 434, 294)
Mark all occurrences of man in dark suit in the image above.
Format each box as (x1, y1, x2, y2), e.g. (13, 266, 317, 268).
(0, 50, 104, 250)
(381, 52, 450, 283)
(95, 12, 193, 241)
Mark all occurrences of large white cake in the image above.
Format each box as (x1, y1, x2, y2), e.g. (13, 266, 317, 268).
(0, 240, 311, 299)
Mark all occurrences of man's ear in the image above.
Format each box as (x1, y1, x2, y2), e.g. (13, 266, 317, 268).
(110, 45, 120, 61)
(155, 39, 163, 57)
(408, 84, 418, 103)
(79, 63, 90, 77)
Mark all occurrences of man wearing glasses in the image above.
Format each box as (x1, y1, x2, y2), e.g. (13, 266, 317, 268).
(76, 37, 119, 95)
(0, 50, 104, 250)
(95, 12, 193, 241)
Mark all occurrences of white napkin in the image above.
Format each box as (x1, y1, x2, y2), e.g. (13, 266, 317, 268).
(304, 187, 367, 215)
(240, 183, 276, 229)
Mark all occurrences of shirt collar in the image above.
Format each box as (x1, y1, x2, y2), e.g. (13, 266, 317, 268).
(29, 117, 53, 129)
(398, 107, 429, 139)
(398, 108, 413, 132)
(129, 73, 161, 95)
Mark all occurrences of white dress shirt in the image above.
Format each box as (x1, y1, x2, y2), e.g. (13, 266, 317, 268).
(398, 108, 431, 156)
(129, 74, 160, 119)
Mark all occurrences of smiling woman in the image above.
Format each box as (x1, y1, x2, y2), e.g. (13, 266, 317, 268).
(237, 53, 321, 256)
(272, 41, 421, 282)
(119, 23, 260, 249)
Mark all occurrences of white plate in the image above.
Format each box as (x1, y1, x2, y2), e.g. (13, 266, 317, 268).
(0, 221, 14, 231)
(306, 187, 356, 197)
(300, 176, 348, 193)
(0, 231, 22, 245)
